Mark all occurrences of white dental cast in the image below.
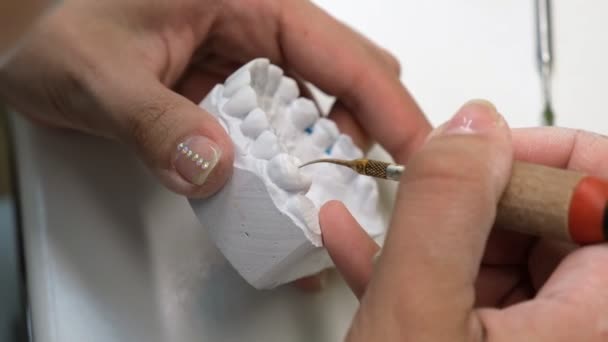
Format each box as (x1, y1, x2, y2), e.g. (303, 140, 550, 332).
(189, 58, 386, 289)
(267, 154, 311, 192)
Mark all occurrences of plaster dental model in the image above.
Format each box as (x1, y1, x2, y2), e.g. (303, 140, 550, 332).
(189, 58, 386, 289)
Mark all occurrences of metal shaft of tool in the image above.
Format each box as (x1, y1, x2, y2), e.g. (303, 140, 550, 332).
(299, 158, 405, 181)
(365, 160, 404, 181)
(535, 0, 554, 125)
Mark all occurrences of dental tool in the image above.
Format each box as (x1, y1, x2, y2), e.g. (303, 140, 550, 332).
(300, 158, 608, 245)
(535, 0, 555, 125)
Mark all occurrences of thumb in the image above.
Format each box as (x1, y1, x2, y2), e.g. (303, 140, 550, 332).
(110, 77, 234, 198)
(349, 101, 512, 341)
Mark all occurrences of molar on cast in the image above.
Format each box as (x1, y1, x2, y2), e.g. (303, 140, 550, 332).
(326, 136, 362, 180)
(267, 154, 312, 193)
(240, 108, 269, 139)
(289, 98, 319, 130)
(310, 118, 339, 149)
(331, 135, 363, 159)
(250, 131, 281, 159)
(223, 86, 258, 118)
(356, 176, 379, 212)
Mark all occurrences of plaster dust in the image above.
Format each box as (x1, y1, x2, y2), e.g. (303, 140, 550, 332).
(190, 58, 386, 289)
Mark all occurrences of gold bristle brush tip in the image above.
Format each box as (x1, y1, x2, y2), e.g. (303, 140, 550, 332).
(298, 158, 362, 170)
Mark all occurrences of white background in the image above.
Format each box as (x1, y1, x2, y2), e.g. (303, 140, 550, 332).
(315, 0, 608, 132)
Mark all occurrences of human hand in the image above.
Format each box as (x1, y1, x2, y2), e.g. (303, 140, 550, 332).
(0, 0, 430, 198)
(0, 0, 56, 65)
(321, 101, 608, 341)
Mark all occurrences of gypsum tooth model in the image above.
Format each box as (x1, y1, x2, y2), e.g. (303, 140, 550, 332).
(190, 58, 386, 289)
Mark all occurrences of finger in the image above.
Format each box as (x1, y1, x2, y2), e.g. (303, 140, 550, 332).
(350, 101, 512, 341)
(291, 270, 328, 292)
(480, 245, 608, 341)
(175, 64, 228, 104)
(512, 127, 608, 177)
(105, 71, 234, 198)
(324, 25, 401, 154)
(353, 32, 401, 76)
(499, 282, 534, 307)
(326, 101, 372, 152)
(482, 230, 535, 265)
(286, 74, 372, 151)
(527, 239, 575, 290)
(320, 200, 380, 299)
(474, 266, 524, 307)
(537, 245, 608, 332)
(279, 1, 432, 163)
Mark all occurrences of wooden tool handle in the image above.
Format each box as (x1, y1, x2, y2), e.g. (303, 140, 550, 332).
(496, 161, 608, 244)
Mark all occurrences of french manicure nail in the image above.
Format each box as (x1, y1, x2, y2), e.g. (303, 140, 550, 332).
(174, 136, 221, 185)
(443, 100, 502, 135)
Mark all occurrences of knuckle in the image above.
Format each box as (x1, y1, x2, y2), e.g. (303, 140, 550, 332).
(126, 99, 176, 163)
(42, 67, 91, 130)
(381, 49, 401, 76)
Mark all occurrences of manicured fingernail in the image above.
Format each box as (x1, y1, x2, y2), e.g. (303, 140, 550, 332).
(443, 99, 502, 135)
(174, 136, 221, 185)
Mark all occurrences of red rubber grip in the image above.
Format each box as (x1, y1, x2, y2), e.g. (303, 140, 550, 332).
(568, 176, 608, 244)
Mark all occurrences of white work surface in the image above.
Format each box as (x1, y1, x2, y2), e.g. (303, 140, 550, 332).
(14, 1, 608, 341)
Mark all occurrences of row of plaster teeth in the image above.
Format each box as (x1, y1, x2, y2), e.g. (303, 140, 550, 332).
(222, 65, 340, 161)
(192, 58, 386, 288)
(216, 59, 365, 201)
(290, 118, 339, 162)
(176, 143, 211, 170)
(223, 59, 286, 104)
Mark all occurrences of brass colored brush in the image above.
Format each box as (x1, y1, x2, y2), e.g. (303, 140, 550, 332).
(299, 158, 405, 181)
(300, 158, 608, 245)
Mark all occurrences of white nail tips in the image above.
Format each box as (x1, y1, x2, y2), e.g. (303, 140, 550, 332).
(174, 138, 221, 185)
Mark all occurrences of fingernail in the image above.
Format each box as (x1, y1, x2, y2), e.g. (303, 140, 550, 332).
(174, 136, 222, 185)
(443, 99, 502, 135)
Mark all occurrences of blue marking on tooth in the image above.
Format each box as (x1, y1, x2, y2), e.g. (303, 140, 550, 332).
(325, 146, 332, 155)
(305, 126, 313, 135)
